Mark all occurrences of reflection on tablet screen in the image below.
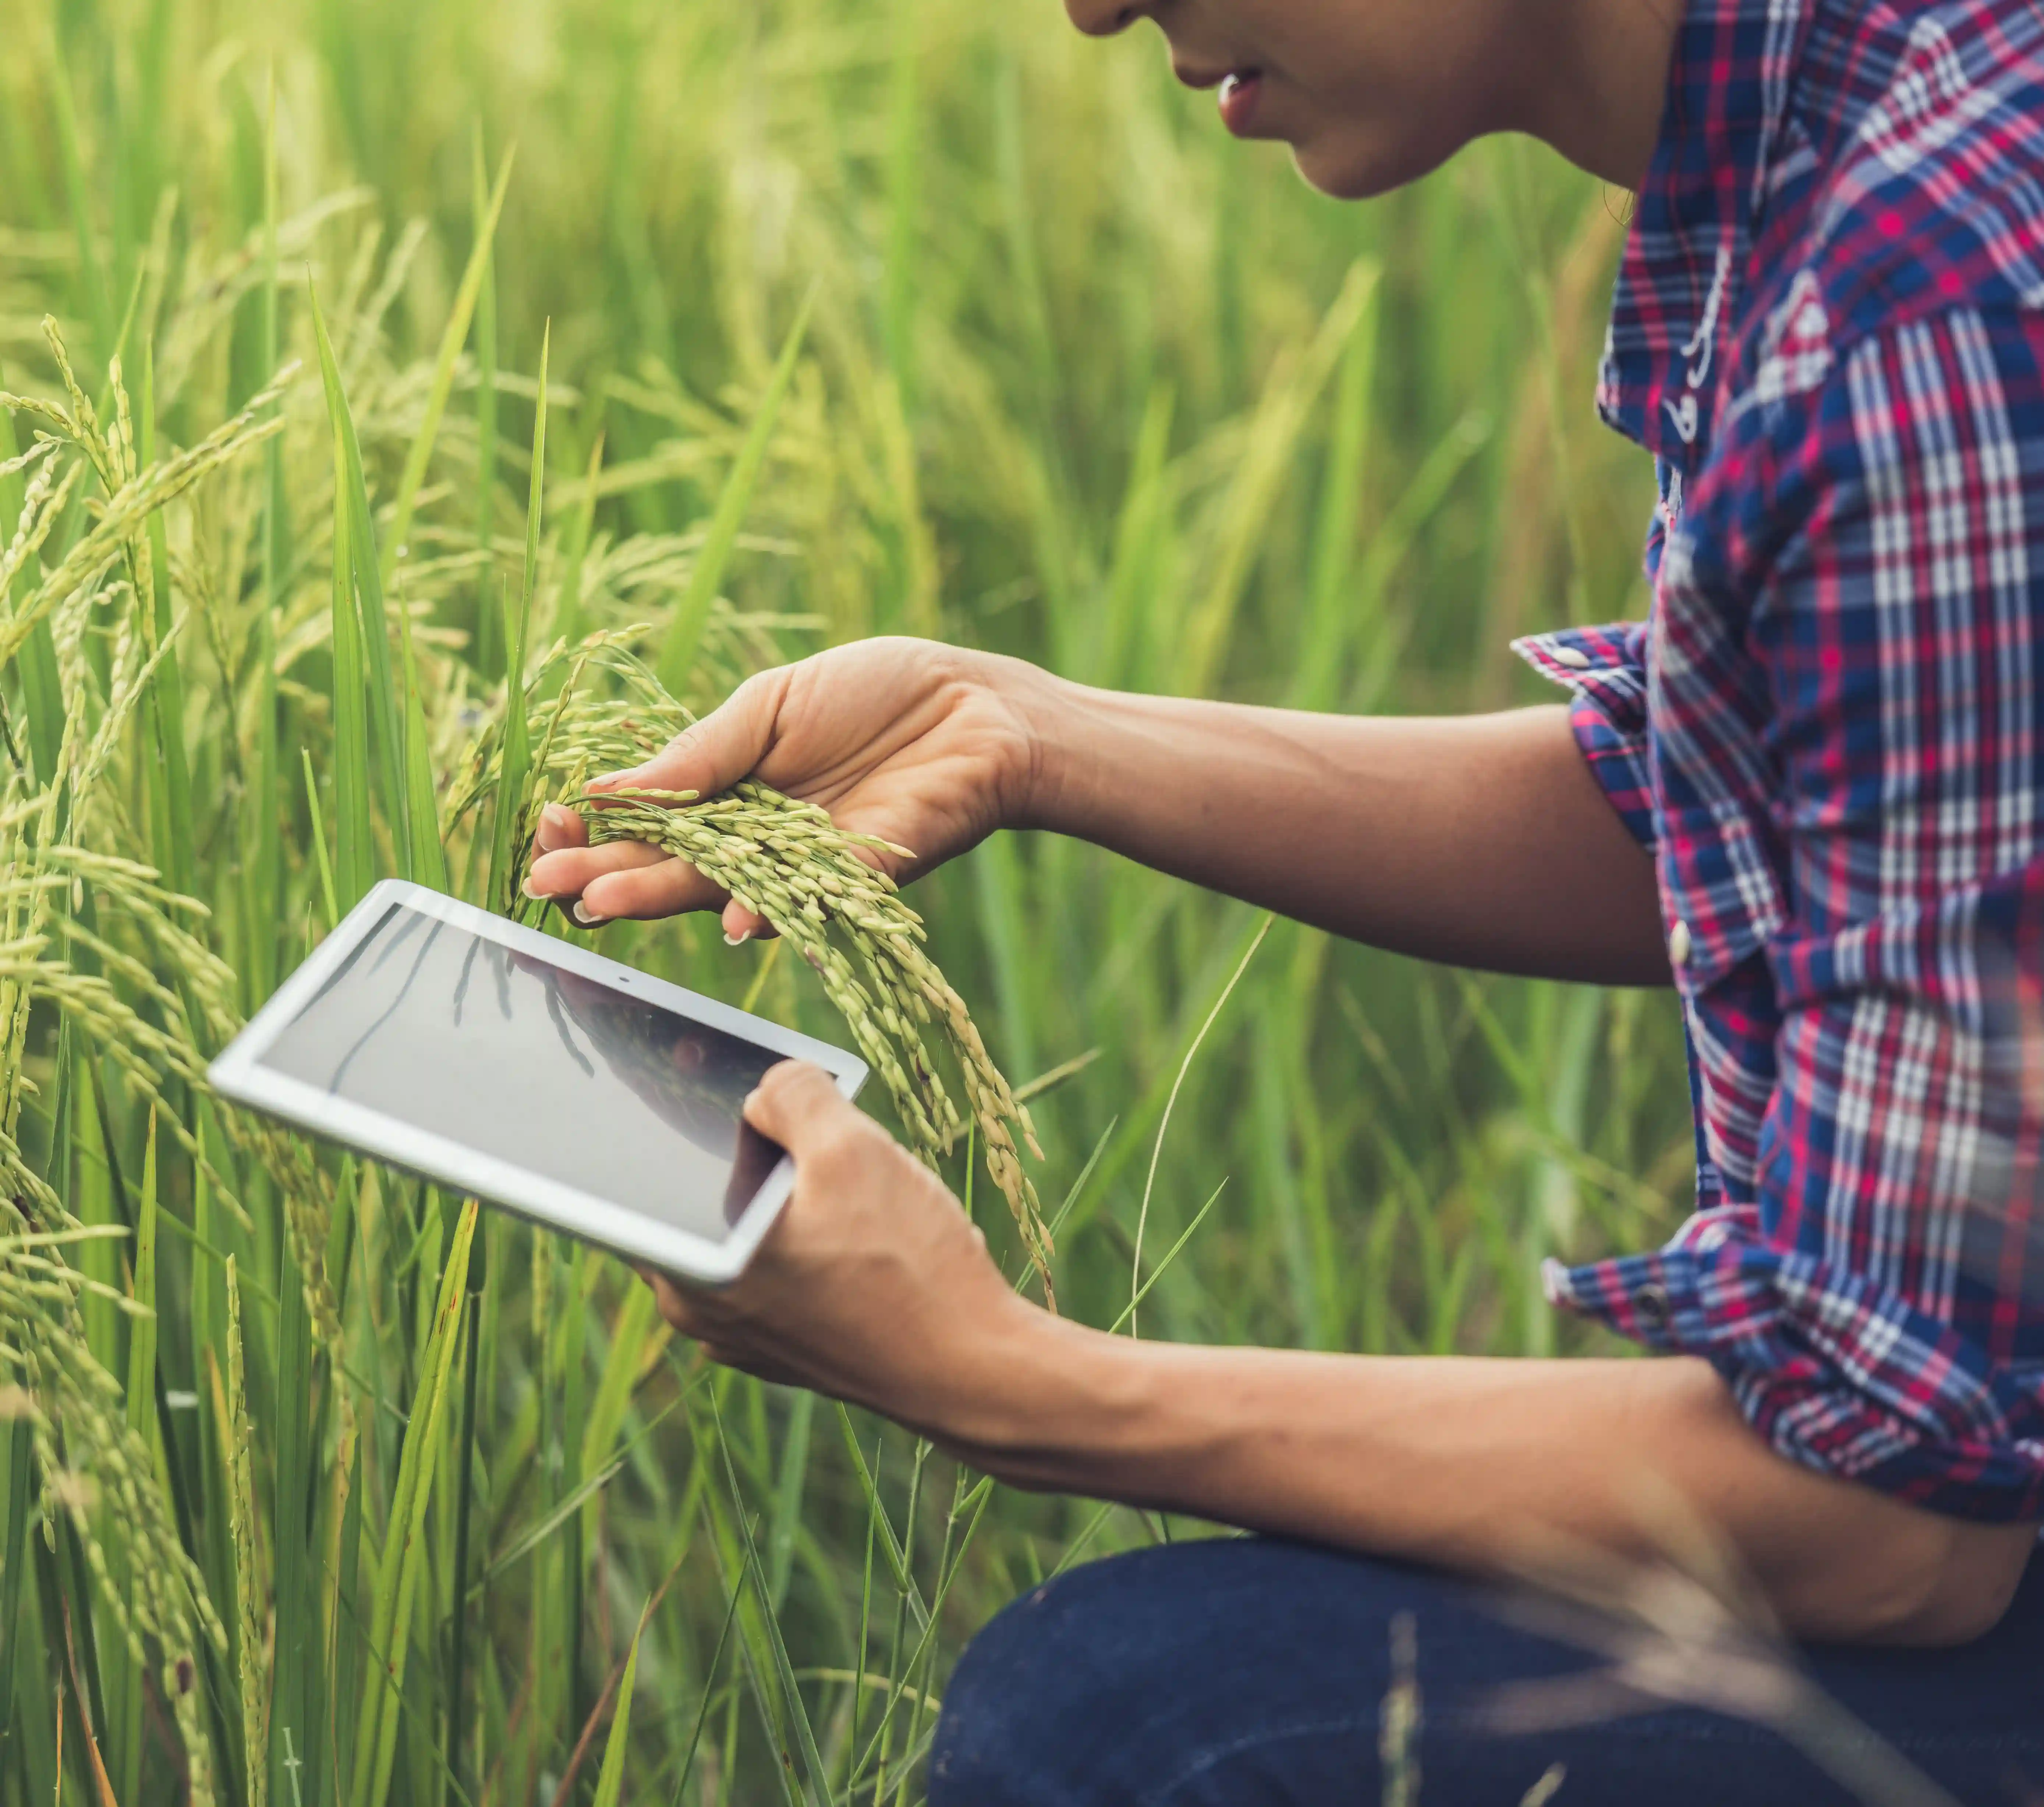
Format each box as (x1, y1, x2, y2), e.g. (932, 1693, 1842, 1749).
(259, 903, 785, 1240)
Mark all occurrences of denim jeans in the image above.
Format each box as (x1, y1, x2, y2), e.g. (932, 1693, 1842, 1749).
(928, 1537, 2044, 1806)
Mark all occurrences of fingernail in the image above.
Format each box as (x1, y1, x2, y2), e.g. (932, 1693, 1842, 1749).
(521, 876, 553, 900)
(534, 802, 577, 851)
(723, 929, 750, 947)
(572, 901, 606, 926)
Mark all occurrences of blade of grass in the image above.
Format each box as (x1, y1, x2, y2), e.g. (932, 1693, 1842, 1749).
(139, 344, 197, 905)
(443, 1231, 486, 1807)
(654, 290, 814, 699)
(577, 1274, 652, 1513)
(765, 1388, 812, 1612)
(308, 288, 375, 910)
(1109, 1179, 1228, 1336)
(471, 128, 501, 680)
(1131, 914, 1271, 1335)
(313, 280, 414, 877)
(1177, 263, 1375, 698)
(588, 1603, 647, 1807)
(269, 1234, 318, 1807)
(349, 1201, 478, 1807)
(704, 1392, 829, 1807)
(218, 1258, 270, 1807)
(393, 579, 449, 888)
(111, 1115, 158, 1807)
(830, 1406, 927, 1632)
(249, 68, 284, 993)
(46, 29, 111, 351)
(1289, 263, 1380, 711)
(0, 379, 64, 785)
(548, 431, 603, 653)
(487, 320, 547, 910)
(302, 748, 340, 934)
(380, 148, 515, 592)
(847, 1430, 881, 1772)
(668, 1572, 742, 1807)
(479, 1376, 697, 1595)
(0, 1414, 32, 1771)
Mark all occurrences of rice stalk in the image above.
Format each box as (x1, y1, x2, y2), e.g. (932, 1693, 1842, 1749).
(218, 1256, 270, 1807)
(587, 782, 1054, 1292)
(0, 789, 226, 1801)
(447, 637, 1056, 1294)
(0, 322, 295, 677)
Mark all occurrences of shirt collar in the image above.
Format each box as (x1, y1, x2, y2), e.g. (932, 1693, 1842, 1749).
(1598, 0, 1814, 466)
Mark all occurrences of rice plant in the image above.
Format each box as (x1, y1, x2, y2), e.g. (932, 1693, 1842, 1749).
(0, 0, 1707, 1802)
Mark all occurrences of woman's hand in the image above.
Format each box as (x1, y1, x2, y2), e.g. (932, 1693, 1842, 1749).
(640, 1060, 1045, 1446)
(524, 639, 1053, 937)
(635, 1085, 2039, 1648)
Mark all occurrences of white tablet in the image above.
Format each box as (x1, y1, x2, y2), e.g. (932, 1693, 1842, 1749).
(207, 879, 867, 1283)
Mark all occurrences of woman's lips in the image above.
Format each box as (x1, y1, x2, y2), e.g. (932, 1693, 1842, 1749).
(1218, 70, 1263, 136)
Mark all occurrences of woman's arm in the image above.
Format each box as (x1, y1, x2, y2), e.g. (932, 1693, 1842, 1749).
(1020, 678, 1671, 986)
(646, 1065, 2041, 1651)
(956, 1325, 2037, 1647)
(527, 641, 1669, 987)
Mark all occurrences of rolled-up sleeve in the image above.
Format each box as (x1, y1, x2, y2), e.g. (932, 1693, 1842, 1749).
(1510, 623, 1658, 853)
(1542, 308, 2044, 1522)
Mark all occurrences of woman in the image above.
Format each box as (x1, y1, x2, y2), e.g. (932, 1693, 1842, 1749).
(526, 0, 2044, 1794)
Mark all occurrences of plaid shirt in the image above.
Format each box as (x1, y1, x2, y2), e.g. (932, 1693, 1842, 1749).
(1514, 0, 2044, 1520)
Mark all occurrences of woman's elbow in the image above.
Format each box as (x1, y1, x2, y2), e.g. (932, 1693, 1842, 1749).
(1815, 1516, 2034, 1647)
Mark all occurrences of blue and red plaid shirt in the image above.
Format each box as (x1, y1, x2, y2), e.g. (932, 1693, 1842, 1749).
(1513, 0, 2044, 1520)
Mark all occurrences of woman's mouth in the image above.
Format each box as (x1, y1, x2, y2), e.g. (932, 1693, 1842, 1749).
(1218, 70, 1263, 136)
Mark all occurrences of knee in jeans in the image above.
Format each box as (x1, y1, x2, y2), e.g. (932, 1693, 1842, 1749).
(927, 1575, 1111, 1807)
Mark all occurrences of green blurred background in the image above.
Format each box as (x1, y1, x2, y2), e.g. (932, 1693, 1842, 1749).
(0, 0, 1698, 1799)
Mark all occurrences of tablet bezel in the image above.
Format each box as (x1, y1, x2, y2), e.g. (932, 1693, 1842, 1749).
(206, 878, 868, 1284)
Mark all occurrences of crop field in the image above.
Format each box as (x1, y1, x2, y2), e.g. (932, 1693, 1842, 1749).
(0, 0, 1697, 1801)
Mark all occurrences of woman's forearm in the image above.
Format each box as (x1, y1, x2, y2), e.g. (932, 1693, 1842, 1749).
(1014, 672, 1668, 984)
(945, 1311, 2038, 1647)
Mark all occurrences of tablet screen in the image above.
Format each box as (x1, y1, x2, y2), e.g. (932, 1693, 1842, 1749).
(256, 900, 785, 1242)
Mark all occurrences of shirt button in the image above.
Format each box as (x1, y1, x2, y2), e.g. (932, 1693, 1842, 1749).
(1633, 1283, 1672, 1331)
(1668, 920, 1693, 968)
(1551, 645, 1591, 669)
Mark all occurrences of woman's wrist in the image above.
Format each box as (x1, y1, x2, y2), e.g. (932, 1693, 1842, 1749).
(925, 1299, 1153, 1490)
(974, 651, 1090, 838)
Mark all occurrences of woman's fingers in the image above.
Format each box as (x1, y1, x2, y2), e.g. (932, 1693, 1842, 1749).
(743, 1059, 868, 1157)
(525, 810, 781, 934)
(574, 855, 734, 924)
(531, 802, 587, 855)
(587, 669, 783, 803)
(642, 1268, 700, 1335)
(527, 839, 729, 922)
(721, 899, 773, 944)
(525, 836, 671, 902)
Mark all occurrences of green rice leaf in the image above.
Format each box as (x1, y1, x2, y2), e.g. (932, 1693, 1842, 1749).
(112, 1116, 158, 1807)
(471, 128, 502, 681)
(486, 320, 546, 910)
(309, 288, 378, 910)
(380, 148, 515, 594)
(706, 1389, 830, 1807)
(549, 432, 603, 652)
(394, 589, 448, 889)
(348, 1201, 477, 1807)
(654, 289, 814, 700)
(589, 1605, 646, 1807)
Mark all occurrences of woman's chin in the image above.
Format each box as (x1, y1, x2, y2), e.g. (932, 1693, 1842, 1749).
(1291, 127, 1459, 202)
